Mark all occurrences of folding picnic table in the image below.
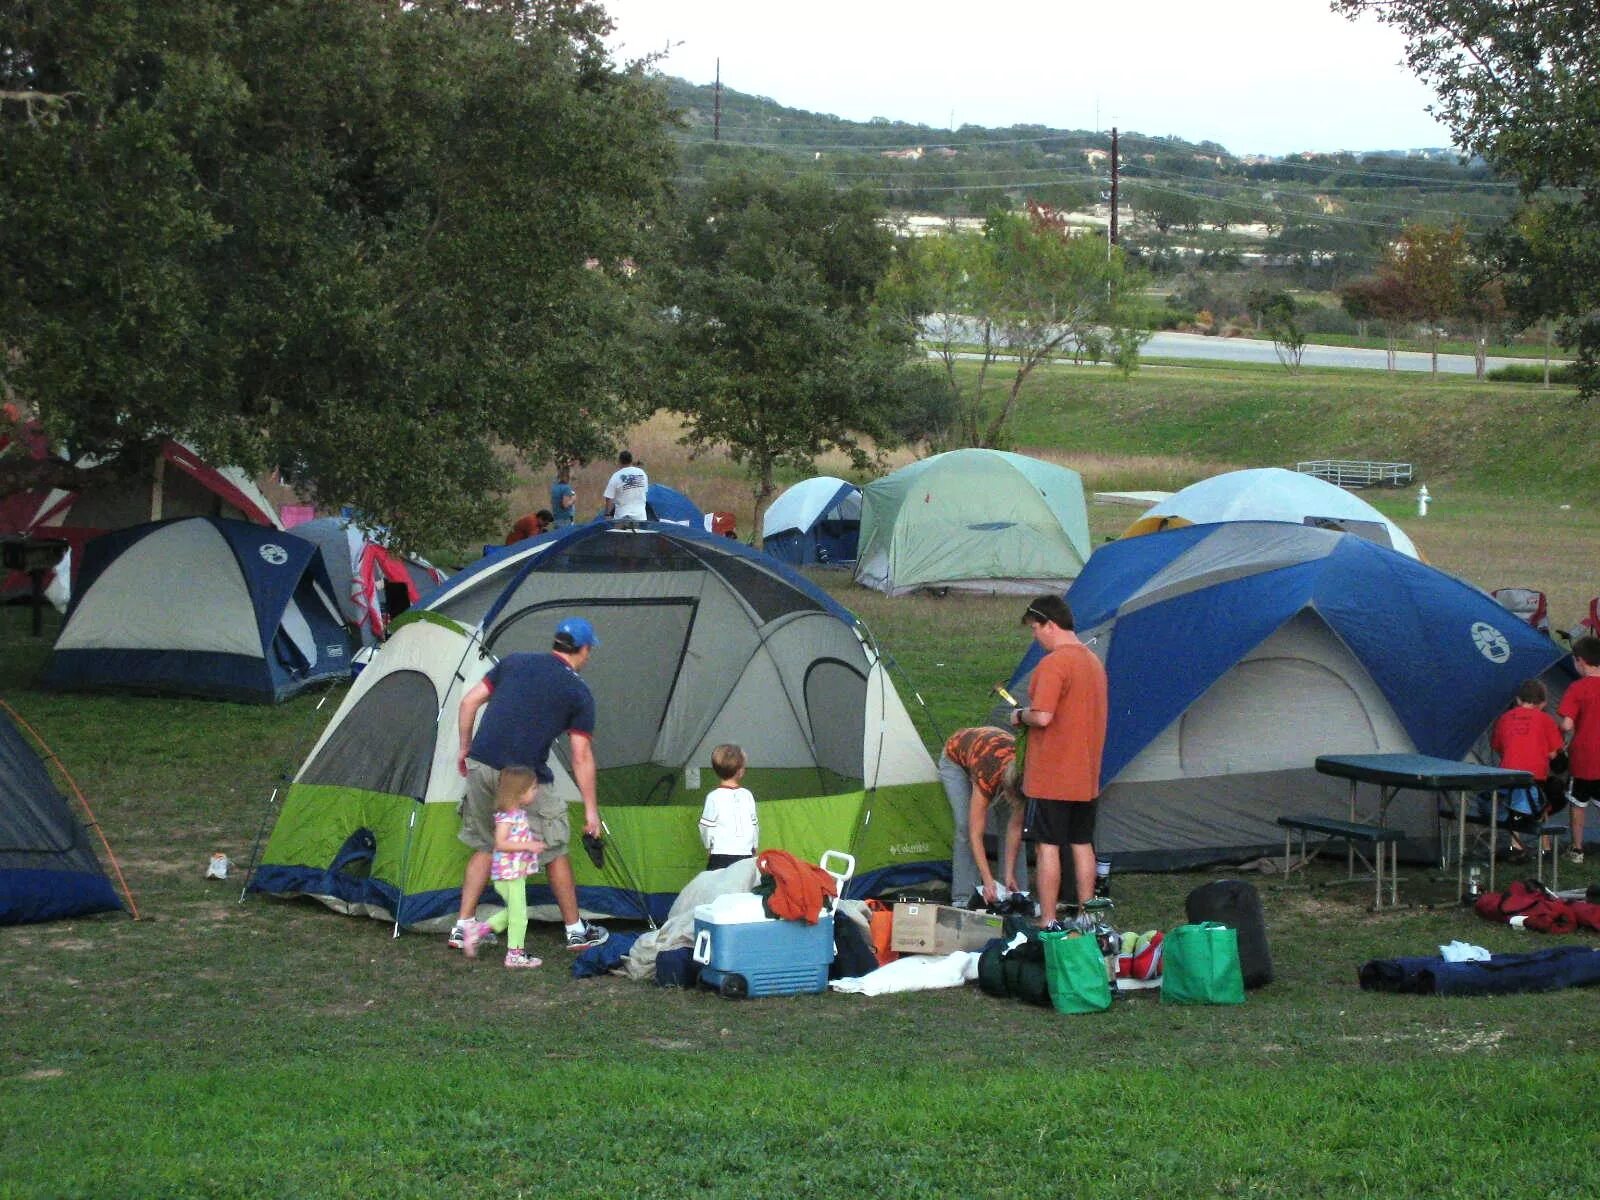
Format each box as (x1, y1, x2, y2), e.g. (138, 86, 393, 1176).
(1314, 753, 1534, 902)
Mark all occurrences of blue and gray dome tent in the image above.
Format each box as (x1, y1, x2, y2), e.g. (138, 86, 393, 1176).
(1009, 521, 1568, 869)
(43, 517, 352, 703)
(1, 706, 124, 925)
(762, 476, 862, 566)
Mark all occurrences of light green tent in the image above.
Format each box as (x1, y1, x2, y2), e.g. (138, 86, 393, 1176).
(250, 523, 950, 928)
(855, 449, 1091, 596)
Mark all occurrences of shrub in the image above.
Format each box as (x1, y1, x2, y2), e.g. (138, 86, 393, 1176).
(1486, 362, 1580, 384)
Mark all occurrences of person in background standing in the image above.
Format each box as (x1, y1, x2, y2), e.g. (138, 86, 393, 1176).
(550, 464, 576, 528)
(602, 450, 648, 521)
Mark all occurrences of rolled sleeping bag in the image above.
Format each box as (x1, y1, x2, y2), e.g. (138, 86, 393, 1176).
(1185, 879, 1273, 989)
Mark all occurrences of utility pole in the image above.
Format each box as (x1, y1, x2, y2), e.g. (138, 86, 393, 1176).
(713, 58, 721, 143)
(1109, 126, 1119, 247)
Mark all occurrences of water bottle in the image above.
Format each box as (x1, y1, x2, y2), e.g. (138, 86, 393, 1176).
(1094, 857, 1111, 899)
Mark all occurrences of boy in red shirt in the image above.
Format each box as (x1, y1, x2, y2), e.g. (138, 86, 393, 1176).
(1558, 636, 1600, 864)
(1490, 678, 1565, 857)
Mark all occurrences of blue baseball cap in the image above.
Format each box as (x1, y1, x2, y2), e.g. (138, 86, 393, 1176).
(554, 616, 600, 650)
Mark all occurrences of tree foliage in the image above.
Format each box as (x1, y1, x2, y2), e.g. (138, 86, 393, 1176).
(650, 171, 928, 520)
(0, 0, 675, 547)
(1335, 0, 1600, 397)
(1386, 222, 1468, 373)
(887, 207, 1142, 448)
(1258, 292, 1307, 373)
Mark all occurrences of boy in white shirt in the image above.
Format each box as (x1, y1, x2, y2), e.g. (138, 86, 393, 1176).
(698, 744, 759, 870)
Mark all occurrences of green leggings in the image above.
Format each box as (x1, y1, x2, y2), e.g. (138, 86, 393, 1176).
(485, 879, 527, 951)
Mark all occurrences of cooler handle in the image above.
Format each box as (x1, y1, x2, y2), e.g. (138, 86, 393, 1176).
(692, 928, 711, 965)
(819, 849, 856, 911)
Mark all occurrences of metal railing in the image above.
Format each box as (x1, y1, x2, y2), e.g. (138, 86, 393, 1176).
(1294, 460, 1413, 489)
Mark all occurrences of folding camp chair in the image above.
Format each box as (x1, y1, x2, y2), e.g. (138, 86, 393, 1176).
(1491, 587, 1551, 636)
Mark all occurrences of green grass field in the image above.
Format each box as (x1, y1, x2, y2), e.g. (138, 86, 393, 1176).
(5, 362, 1600, 1198)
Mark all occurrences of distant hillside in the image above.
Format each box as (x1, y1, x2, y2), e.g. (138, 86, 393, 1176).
(656, 76, 1518, 284)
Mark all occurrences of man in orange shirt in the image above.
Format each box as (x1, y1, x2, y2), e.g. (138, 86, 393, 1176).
(1012, 595, 1108, 926)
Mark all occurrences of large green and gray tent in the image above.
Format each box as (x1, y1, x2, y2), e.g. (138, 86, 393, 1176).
(251, 522, 949, 927)
(854, 449, 1091, 596)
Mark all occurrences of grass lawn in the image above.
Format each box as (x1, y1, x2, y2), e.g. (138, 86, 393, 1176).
(6, 363, 1600, 1197)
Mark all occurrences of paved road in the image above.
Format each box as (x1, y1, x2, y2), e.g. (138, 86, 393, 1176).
(1140, 330, 1523, 375)
(929, 316, 1534, 375)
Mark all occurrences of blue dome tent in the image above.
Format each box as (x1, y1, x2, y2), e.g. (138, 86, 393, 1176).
(1, 706, 124, 925)
(43, 517, 352, 703)
(1009, 522, 1568, 869)
(644, 484, 702, 526)
(762, 477, 862, 567)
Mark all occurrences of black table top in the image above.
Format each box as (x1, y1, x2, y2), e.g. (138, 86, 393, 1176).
(1314, 753, 1534, 791)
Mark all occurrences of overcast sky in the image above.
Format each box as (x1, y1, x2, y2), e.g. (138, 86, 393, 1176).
(600, 1, 1453, 157)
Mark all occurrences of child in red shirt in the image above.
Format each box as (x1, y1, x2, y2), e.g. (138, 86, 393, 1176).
(1490, 678, 1565, 857)
(1558, 636, 1600, 864)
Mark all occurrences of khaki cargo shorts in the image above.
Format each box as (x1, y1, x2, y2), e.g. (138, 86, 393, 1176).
(458, 761, 571, 864)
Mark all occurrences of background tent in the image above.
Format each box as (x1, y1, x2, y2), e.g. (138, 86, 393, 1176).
(855, 449, 1090, 596)
(762, 476, 862, 567)
(253, 521, 949, 927)
(1, 706, 123, 925)
(1121, 467, 1419, 559)
(1, 430, 281, 604)
(293, 516, 448, 645)
(43, 517, 352, 703)
(644, 483, 702, 526)
(1008, 522, 1566, 869)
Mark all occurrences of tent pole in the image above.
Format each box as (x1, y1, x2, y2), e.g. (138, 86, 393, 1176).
(238, 690, 335, 903)
(600, 820, 657, 930)
(237, 785, 281, 903)
(391, 797, 423, 939)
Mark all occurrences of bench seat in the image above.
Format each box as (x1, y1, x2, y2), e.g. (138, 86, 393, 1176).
(1277, 813, 1404, 908)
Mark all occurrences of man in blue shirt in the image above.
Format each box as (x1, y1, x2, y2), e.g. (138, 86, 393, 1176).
(450, 616, 609, 953)
(550, 464, 576, 528)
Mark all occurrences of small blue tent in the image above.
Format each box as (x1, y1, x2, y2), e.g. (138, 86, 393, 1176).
(44, 517, 352, 703)
(1008, 522, 1568, 868)
(1, 708, 123, 925)
(645, 484, 703, 526)
(762, 477, 862, 566)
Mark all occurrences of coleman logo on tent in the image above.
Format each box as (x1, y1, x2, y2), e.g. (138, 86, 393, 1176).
(1470, 621, 1511, 664)
(259, 543, 289, 566)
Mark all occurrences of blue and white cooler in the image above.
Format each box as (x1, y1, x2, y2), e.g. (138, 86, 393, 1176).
(692, 851, 853, 999)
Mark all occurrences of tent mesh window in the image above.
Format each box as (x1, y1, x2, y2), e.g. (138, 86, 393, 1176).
(540, 531, 704, 575)
(299, 670, 439, 798)
(683, 545, 824, 623)
(488, 599, 695, 770)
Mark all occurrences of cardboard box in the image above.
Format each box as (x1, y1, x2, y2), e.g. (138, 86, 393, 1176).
(890, 902, 1004, 955)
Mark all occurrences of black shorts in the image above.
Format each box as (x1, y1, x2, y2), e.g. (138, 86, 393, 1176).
(1024, 796, 1097, 846)
(1570, 777, 1600, 808)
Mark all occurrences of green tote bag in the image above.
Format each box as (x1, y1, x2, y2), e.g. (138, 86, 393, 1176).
(1161, 921, 1246, 1005)
(1039, 930, 1113, 1014)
